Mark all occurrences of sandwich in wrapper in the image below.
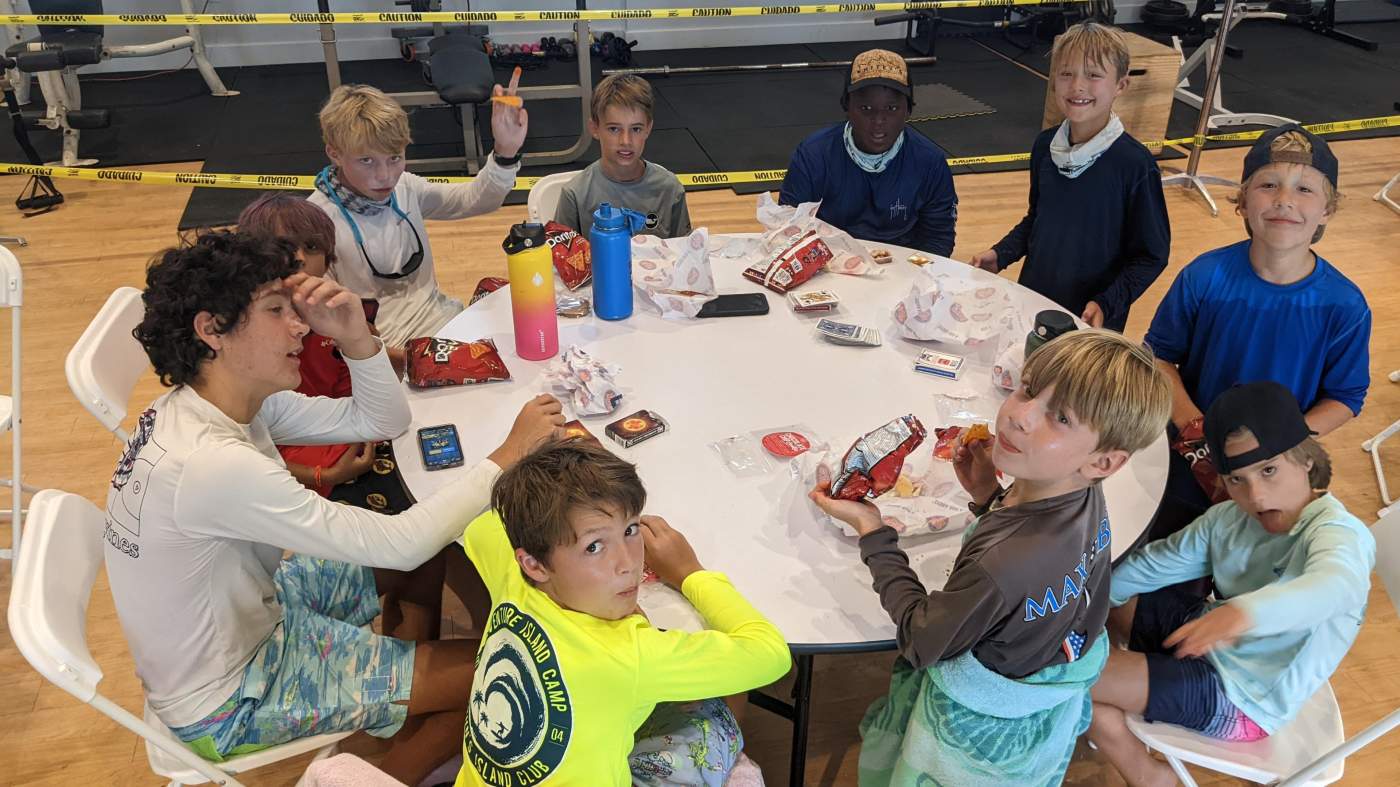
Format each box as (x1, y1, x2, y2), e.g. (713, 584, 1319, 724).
(830, 415, 927, 501)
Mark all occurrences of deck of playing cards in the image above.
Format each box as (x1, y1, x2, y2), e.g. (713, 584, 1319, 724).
(914, 350, 964, 379)
(788, 289, 840, 313)
(605, 409, 668, 448)
(561, 419, 602, 446)
(816, 318, 882, 347)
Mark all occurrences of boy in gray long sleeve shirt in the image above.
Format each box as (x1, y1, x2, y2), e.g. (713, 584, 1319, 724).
(554, 74, 691, 239)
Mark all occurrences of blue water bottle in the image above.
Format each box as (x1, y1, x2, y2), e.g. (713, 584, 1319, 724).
(590, 202, 648, 321)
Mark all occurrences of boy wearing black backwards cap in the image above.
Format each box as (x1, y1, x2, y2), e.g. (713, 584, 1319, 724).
(1089, 381, 1374, 787)
(1144, 124, 1371, 546)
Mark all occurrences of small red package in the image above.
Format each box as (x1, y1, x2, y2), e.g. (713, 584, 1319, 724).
(405, 337, 511, 388)
(470, 276, 508, 305)
(830, 415, 927, 501)
(545, 221, 592, 291)
(742, 230, 831, 294)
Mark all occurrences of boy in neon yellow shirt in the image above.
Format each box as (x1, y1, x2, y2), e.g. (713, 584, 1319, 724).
(456, 441, 791, 786)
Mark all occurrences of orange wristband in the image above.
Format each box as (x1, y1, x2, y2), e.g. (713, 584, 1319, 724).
(314, 465, 323, 488)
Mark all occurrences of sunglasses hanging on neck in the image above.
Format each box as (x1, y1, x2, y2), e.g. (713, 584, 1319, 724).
(318, 168, 426, 280)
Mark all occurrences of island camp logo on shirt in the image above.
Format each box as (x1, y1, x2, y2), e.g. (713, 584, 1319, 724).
(105, 408, 163, 559)
(466, 603, 573, 785)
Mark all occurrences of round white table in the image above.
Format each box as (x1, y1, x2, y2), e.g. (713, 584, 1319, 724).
(393, 237, 1168, 784)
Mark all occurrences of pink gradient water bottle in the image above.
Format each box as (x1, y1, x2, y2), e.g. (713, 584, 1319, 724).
(503, 222, 559, 361)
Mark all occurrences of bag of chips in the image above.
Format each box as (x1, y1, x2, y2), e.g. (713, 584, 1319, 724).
(742, 230, 831, 294)
(545, 220, 592, 291)
(405, 337, 511, 388)
(830, 415, 927, 501)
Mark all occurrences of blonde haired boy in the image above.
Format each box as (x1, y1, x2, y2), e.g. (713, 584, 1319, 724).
(553, 74, 691, 238)
(310, 80, 527, 347)
(812, 329, 1172, 785)
(968, 22, 1170, 331)
(1143, 124, 1370, 546)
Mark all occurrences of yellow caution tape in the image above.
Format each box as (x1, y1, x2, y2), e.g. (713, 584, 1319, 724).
(4, 3, 1080, 26)
(4, 114, 1395, 193)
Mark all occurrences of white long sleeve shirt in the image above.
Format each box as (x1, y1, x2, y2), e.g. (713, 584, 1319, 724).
(308, 156, 518, 347)
(103, 345, 500, 727)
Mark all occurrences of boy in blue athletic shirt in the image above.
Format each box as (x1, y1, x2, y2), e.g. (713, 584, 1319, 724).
(968, 23, 1169, 331)
(1144, 123, 1370, 543)
(779, 48, 958, 257)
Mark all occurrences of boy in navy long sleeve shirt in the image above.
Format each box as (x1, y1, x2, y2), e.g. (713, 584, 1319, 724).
(779, 49, 957, 258)
(969, 23, 1169, 331)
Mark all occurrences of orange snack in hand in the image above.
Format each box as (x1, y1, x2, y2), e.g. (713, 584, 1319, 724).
(491, 94, 523, 107)
(962, 423, 992, 446)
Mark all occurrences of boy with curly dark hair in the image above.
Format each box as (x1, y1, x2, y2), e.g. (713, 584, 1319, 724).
(109, 231, 564, 784)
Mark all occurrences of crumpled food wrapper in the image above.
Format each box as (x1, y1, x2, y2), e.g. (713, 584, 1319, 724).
(543, 345, 622, 416)
(631, 228, 718, 320)
(992, 342, 1025, 392)
(798, 436, 974, 542)
(755, 192, 876, 277)
(892, 267, 1018, 346)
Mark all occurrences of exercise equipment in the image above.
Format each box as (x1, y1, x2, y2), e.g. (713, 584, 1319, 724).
(1, 54, 62, 215)
(1171, 1, 1294, 130)
(1162, 0, 1246, 215)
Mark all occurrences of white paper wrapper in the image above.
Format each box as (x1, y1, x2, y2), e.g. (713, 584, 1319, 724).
(754, 192, 877, 277)
(543, 345, 622, 416)
(992, 342, 1024, 392)
(892, 267, 1018, 346)
(797, 435, 974, 542)
(631, 228, 718, 320)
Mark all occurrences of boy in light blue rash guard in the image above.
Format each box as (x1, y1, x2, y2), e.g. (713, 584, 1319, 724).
(1087, 381, 1374, 787)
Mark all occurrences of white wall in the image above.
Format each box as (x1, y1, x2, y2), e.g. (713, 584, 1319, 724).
(6, 0, 1231, 74)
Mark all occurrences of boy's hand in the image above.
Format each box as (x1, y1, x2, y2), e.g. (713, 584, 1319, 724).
(640, 516, 704, 588)
(284, 273, 376, 359)
(488, 394, 565, 469)
(326, 441, 376, 486)
(491, 67, 528, 160)
(953, 438, 1000, 505)
(1164, 603, 1252, 658)
(1171, 418, 1229, 504)
(967, 249, 999, 273)
(1081, 301, 1105, 328)
(809, 465, 885, 537)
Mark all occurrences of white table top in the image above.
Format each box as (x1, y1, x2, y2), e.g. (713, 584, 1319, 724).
(393, 237, 1168, 649)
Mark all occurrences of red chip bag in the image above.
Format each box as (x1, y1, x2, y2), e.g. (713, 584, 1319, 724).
(742, 230, 831, 294)
(545, 221, 592, 291)
(470, 276, 508, 305)
(830, 415, 927, 501)
(405, 337, 511, 388)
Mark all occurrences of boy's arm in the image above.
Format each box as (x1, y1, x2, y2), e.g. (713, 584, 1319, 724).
(777, 145, 818, 206)
(1145, 269, 1204, 431)
(553, 184, 582, 232)
(1158, 360, 1204, 432)
(669, 184, 692, 237)
(859, 528, 1007, 669)
(1229, 522, 1374, 636)
(1087, 168, 1171, 326)
(1110, 515, 1215, 605)
(990, 144, 1041, 269)
(1306, 399, 1356, 436)
(910, 159, 957, 257)
(1312, 306, 1372, 431)
(412, 162, 516, 221)
(261, 341, 411, 445)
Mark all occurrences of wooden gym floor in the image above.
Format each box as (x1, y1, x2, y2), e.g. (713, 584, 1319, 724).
(1, 138, 1398, 785)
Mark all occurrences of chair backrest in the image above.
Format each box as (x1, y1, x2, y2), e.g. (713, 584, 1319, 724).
(6, 489, 107, 703)
(65, 286, 147, 442)
(1371, 508, 1400, 611)
(527, 170, 581, 224)
(0, 245, 21, 308)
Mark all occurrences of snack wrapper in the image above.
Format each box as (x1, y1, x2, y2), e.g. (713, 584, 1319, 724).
(799, 434, 974, 541)
(892, 267, 1018, 346)
(829, 415, 927, 501)
(742, 230, 831, 294)
(755, 192, 876, 277)
(545, 221, 591, 291)
(631, 228, 718, 320)
(992, 341, 1025, 392)
(470, 276, 508, 305)
(405, 337, 511, 388)
(543, 345, 622, 416)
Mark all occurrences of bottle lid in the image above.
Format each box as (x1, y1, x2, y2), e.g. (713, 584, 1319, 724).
(1034, 309, 1078, 340)
(592, 202, 647, 232)
(503, 222, 547, 255)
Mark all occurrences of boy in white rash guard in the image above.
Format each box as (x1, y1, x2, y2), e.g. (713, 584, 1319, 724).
(106, 232, 563, 784)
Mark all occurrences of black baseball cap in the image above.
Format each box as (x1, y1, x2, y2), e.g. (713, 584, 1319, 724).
(1204, 381, 1316, 474)
(845, 49, 913, 100)
(1240, 123, 1338, 188)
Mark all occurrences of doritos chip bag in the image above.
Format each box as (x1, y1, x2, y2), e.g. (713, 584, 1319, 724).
(405, 337, 512, 388)
(545, 221, 592, 291)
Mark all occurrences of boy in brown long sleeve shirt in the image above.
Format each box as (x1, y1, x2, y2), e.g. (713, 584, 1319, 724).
(812, 330, 1172, 786)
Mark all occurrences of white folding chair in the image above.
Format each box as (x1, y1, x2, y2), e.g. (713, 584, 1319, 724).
(526, 170, 581, 224)
(0, 245, 33, 562)
(1124, 508, 1400, 786)
(7, 489, 350, 787)
(1362, 370, 1400, 518)
(64, 286, 146, 442)
(1376, 172, 1400, 216)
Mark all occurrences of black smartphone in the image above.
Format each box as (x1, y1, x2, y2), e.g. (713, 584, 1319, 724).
(697, 292, 769, 318)
(417, 424, 465, 471)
